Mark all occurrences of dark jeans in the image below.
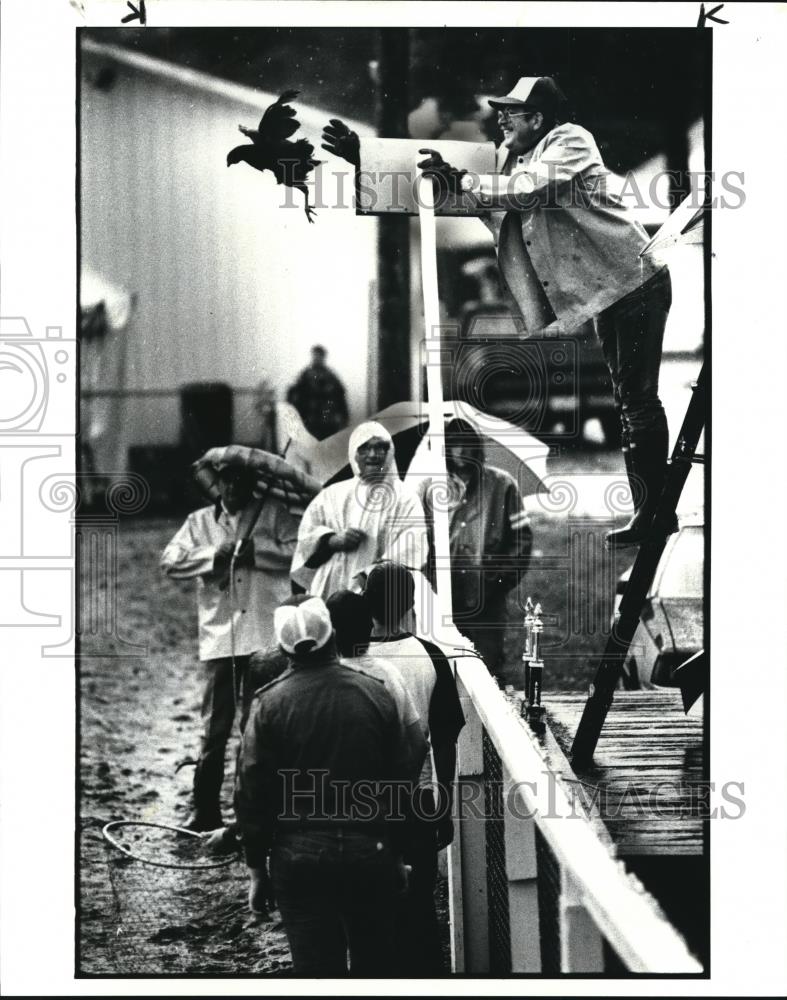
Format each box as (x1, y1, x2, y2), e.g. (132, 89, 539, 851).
(453, 585, 512, 677)
(193, 656, 250, 819)
(395, 796, 445, 976)
(594, 268, 672, 448)
(271, 828, 398, 977)
(456, 613, 507, 677)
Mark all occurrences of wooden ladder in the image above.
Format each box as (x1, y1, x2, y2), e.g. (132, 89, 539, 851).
(571, 362, 706, 763)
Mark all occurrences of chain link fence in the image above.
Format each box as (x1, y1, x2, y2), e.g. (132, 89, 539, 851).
(482, 728, 511, 974)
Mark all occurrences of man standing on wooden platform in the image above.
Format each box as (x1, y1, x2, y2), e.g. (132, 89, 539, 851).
(322, 77, 674, 550)
(417, 76, 674, 548)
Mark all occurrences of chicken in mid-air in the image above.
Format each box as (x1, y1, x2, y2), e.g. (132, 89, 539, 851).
(227, 89, 321, 223)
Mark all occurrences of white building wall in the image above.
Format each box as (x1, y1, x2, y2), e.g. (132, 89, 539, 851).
(80, 41, 377, 458)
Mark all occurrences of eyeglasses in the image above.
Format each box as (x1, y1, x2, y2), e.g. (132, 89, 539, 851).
(497, 110, 537, 124)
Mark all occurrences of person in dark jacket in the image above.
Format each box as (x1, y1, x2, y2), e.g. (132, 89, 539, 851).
(419, 418, 533, 678)
(234, 594, 412, 977)
(286, 344, 349, 441)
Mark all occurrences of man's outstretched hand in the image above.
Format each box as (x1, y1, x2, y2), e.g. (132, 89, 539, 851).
(417, 148, 468, 196)
(321, 119, 360, 167)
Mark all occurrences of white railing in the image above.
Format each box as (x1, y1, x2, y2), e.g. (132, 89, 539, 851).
(446, 654, 703, 974)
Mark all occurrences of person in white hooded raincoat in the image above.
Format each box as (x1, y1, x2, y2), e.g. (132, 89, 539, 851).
(291, 421, 428, 599)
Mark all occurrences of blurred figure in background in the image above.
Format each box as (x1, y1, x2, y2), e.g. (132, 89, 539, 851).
(419, 418, 532, 679)
(286, 344, 349, 441)
(160, 464, 300, 831)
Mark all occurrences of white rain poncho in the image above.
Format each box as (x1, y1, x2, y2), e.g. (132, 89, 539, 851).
(291, 421, 428, 598)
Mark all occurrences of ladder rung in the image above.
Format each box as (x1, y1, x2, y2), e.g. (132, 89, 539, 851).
(571, 360, 706, 762)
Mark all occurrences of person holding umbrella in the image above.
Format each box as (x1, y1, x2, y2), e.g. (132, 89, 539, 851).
(160, 456, 307, 831)
(418, 417, 533, 678)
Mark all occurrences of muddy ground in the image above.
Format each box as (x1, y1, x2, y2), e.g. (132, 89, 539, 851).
(80, 522, 455, 976)
(79, 498, 631, 976)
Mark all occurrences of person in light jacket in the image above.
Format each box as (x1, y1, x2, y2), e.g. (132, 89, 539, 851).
(160, 464, 301, 830)
(290, 421, 428, 597)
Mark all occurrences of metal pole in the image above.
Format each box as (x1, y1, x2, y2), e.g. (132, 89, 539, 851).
(375, 29, 411, 409)
(415, 163, 454, 635)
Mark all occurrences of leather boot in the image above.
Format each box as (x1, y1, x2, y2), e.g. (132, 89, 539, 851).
(182, 754, 225, 831)
(605, 429, 677, 548)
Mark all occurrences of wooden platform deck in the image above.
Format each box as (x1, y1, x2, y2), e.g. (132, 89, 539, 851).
(543, 690, 706, 858)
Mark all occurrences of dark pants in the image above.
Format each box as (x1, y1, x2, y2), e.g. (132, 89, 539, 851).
(193, 655, 250, 825)
(594, 268, 672, 450)
(456, 616, 507, 677)
(395, 819, 445, 976)
(271, 828, 397, 977)
(454, 591, 510, 678)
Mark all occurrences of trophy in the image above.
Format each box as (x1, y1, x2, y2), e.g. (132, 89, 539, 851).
(526, 602, 546, 734)
(519, 597, 535, 718)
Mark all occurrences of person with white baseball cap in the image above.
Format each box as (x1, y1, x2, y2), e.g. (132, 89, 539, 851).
(234, 593, 413, 976)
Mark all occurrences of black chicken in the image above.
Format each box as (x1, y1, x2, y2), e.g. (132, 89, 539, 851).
(227, 90, 321, 223)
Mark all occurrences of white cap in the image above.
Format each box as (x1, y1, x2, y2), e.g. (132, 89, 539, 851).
(488, 76, 566, 112)
(274, 597, 333, 655)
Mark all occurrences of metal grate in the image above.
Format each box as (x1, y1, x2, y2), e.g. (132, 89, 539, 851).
(482, 727, 511, 974)
(535, 825, 562, 974)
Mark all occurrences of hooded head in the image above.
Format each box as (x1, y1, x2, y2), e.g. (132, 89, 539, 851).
(348, 421, 398, 481)
(445, 417, 484, 484)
